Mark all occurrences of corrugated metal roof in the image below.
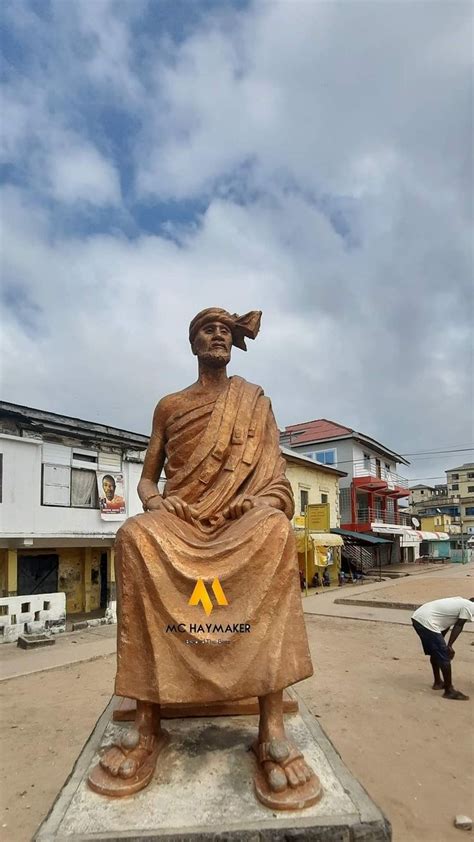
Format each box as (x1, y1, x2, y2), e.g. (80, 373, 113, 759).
(281, 417, 409, 465)
(331, 528, 392, 545)
(285, 419, 352, 439)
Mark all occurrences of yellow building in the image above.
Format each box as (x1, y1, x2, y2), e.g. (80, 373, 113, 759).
(282, 446, 347, 585)
(420, 514, 453, 533)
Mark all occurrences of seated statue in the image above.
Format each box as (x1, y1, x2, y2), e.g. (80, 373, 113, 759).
(88, 307, 320, 809)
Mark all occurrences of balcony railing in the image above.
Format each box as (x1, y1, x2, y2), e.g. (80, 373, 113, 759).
(355, 507, 411, 526)
(353, 460, 408, 490)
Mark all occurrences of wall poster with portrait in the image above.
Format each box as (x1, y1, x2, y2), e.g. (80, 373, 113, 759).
(97, 471, 126, 520)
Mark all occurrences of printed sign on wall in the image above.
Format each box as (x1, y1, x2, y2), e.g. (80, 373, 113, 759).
(307, 503, 330, 532)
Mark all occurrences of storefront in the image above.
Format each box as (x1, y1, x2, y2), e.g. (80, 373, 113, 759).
(370, 525, 449, 562)
(294, 530, 343, 586)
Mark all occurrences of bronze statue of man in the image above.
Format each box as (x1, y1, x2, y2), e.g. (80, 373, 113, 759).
(89, 308, 320, 809)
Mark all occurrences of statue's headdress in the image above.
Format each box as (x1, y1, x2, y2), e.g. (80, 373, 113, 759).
(189, 308, 262, 351)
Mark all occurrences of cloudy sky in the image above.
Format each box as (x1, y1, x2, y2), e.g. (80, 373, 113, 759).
(1, 0, 472, 485)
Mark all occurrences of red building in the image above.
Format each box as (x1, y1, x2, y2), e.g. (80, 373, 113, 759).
(280, 419, 410, 533)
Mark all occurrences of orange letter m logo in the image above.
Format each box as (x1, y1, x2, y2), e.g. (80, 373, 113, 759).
(188, 578, 229, 616)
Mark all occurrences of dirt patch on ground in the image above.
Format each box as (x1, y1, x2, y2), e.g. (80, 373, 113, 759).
(0, 656, 116, 842)
(0, 615, 473, 842)
(301, 616, 474, 842)
(340, 573, 474, 606)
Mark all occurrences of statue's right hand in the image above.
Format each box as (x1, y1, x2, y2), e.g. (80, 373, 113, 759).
(145, 495, 166, 512)
(161, 495, 198, 524)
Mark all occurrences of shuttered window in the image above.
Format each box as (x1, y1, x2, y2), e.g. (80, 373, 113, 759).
(98, 451, 122, 472)
(41, 444, 120, 508)
(42, 443, 71, 465)
(42, 464, 71, 506)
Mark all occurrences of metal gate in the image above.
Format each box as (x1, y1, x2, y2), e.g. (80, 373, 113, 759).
(18, 554, 59, 595)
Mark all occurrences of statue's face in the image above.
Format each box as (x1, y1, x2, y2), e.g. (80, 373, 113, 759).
(193, 320, 232, 367)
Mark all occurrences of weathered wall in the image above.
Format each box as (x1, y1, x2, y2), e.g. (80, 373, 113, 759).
(0, 591, 66, 643)
(0, 549, 7, 596)
(284, 461, 340, 527)
(0, 435, 144, 540)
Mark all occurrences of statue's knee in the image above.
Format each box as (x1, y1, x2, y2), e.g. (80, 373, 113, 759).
(116, 516, 140, 546)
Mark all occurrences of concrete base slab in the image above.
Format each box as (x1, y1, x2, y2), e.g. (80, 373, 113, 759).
(17, 634, 56, 650)
(113, 691, 298, 721)
(36, 691, 390, 842)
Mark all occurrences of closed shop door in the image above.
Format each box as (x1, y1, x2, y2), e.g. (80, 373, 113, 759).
(18, 554, 59, 595)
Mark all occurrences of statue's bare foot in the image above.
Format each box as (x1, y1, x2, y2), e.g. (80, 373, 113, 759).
(88, 728, 169, 797)
(252, 738, 322, 810)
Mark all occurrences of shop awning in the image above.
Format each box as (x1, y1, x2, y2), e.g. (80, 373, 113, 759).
(330, 528, 392, 545)
(414, 531, 449, 541)
(293, 530, 343, 552)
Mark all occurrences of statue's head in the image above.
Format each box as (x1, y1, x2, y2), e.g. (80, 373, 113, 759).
(189, 308, 262, 368)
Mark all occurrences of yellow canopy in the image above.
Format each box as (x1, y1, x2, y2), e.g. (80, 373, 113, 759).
(294, 531, 343, 552)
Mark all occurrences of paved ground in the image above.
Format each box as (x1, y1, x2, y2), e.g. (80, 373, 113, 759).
(302, 564, 474, 630)
(1, 564, 473, 842)
(334, 571, 474, 607)
(0, 625, 116, 682)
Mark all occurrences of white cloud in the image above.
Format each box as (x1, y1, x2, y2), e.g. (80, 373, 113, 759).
(1, 0, 472, 484)
(48, 142, 121, 205)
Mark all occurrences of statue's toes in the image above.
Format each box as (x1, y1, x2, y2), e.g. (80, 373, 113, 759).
(267, 766, 287, 792)
(293, 759, 311, 785)
(285, 764, 300, 788)
(100, 747, 124, 777)
(119, 756, 139, 779)
(302, 760, 314, 782)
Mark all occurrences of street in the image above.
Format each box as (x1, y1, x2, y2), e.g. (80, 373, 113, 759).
(1, 564, 473, 842)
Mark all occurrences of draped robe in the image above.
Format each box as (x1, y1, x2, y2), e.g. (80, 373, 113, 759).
(115, 376, 313, 705)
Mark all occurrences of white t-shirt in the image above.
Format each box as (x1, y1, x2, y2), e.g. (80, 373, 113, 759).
(412, 597, 474, 633)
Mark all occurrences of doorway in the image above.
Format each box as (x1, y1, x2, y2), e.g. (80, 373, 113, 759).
(18, 554, 59, 595)
(100, 552, 108, 609)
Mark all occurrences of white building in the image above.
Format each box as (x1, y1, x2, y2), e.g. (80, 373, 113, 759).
(0, 402, 147, 618)
(280, 418, 410, 531)
(279, 418, 441, 563)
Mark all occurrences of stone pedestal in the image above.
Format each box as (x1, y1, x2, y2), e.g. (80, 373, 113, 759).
(35, 692, 390, 841)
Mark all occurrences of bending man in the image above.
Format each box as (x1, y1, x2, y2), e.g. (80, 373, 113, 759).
(412, 596, 474, 700)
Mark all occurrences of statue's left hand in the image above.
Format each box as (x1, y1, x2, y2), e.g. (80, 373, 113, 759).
(162, 495, 199, 524)
(222, 495, 255, 520)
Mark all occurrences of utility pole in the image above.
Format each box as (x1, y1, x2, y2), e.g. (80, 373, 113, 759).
(456, 495, 465, 563)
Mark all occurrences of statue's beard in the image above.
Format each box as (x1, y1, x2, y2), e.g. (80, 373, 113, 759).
(198, 349, 231, 368)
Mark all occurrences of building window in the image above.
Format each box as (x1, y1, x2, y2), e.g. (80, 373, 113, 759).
(468, 486, 474, 493)
(43, 467, 99, 508)
(309, 449, 336, 466)
(451, 474, 459, 480)
(41, 443, 117, 508)
(468, 473, 474, 479)
(321, 493, 328, 504)
(363, 453, 371, 469)
(42, 464, 71, 506)
(300, 489, 309, 514)
(340, 488, 351, 522)
(465, 507, 474, 516)
(451, 484, 459, 491)
(71, 469, 99, 508)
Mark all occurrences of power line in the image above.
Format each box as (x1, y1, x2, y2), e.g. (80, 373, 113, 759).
(401, 448, 474, 457)
(284, 450, 474, 470)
